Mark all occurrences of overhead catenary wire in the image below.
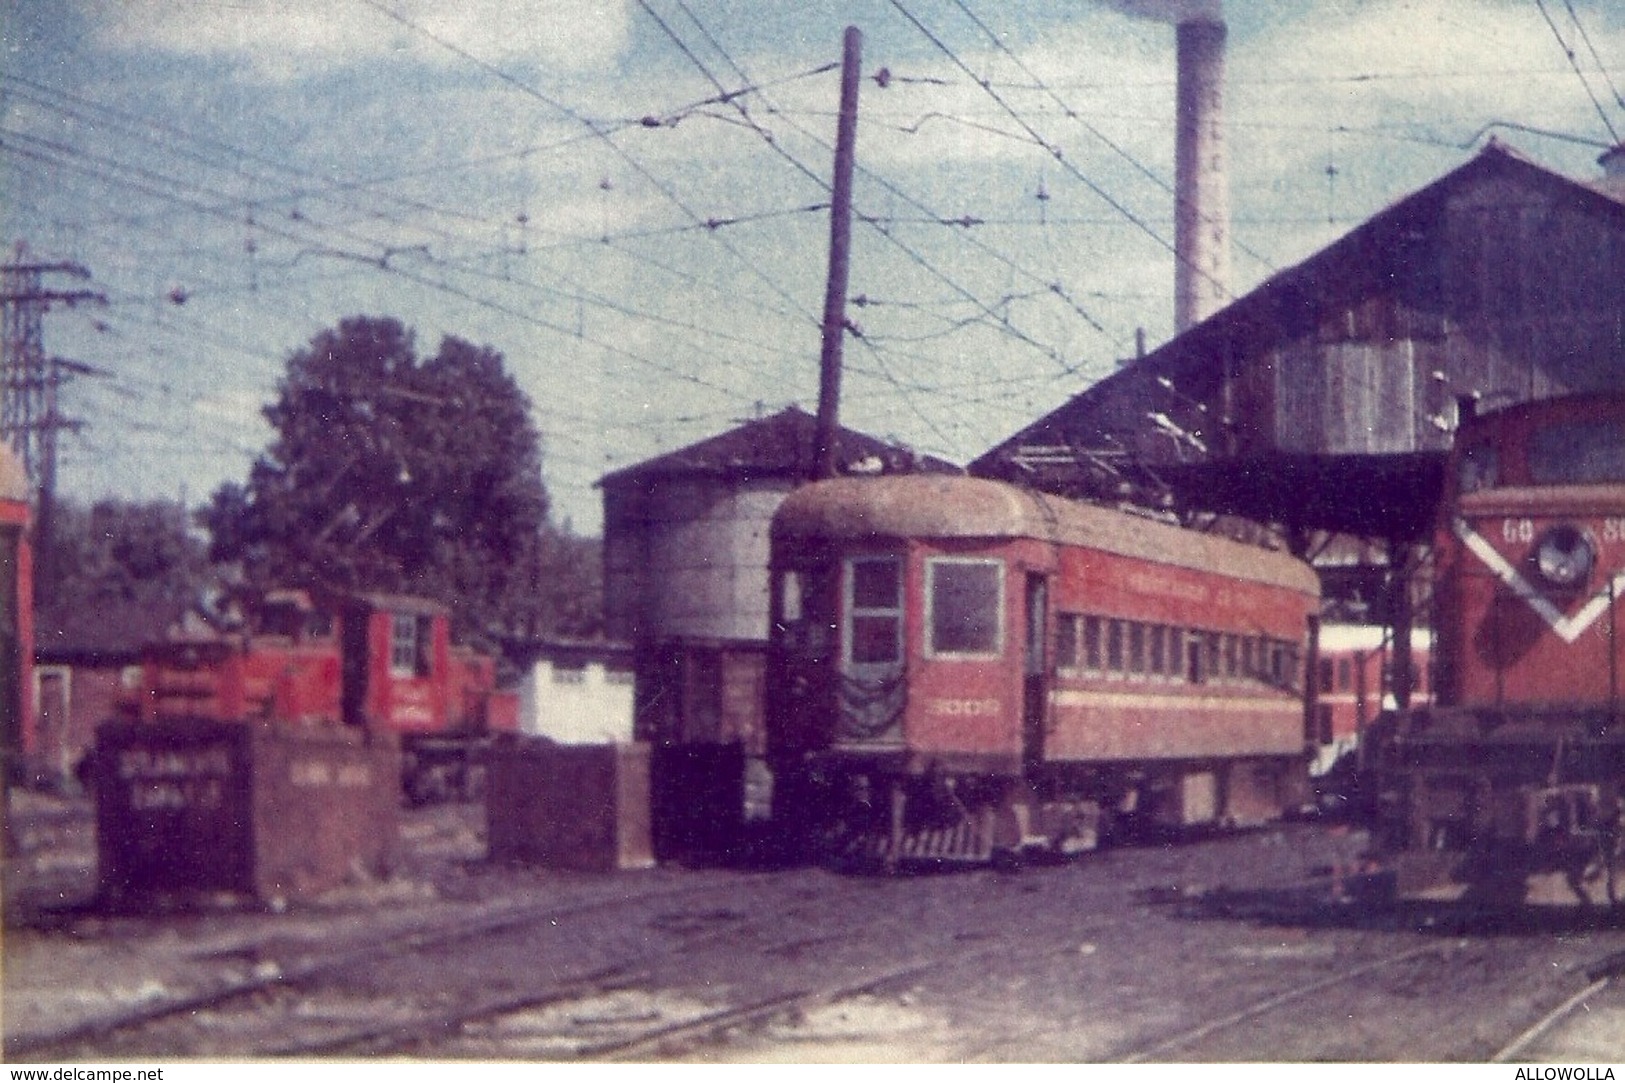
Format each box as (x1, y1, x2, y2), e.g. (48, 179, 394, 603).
(640, 0, 1117, 370)
(1532, 0, 1622, 144)
(886, 0, 1235, 312)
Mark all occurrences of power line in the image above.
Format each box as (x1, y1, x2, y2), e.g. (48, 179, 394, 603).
(1533, 0, 1621, 144)
(354, 0, 824, 333)
(886, 0, 1235, 313)
(654, 0, 1121, 362)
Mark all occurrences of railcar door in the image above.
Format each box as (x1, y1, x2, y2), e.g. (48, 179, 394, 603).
(1023, 573, 1049, 773)
(839, 554, 907, 745)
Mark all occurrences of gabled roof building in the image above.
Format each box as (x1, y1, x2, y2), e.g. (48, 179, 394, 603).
(973, 141, 1625, 544)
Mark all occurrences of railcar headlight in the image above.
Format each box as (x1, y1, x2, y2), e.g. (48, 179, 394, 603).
(1533, 524, 1595, 588)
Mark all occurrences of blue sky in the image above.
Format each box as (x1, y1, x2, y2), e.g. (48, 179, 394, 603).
(3, 0, 1622, 533)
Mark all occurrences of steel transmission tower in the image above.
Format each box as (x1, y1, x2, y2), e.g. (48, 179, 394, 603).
(1, 245, 105, 595)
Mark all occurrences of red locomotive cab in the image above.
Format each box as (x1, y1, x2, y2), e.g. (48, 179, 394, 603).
(342, 595, 453, 735)
(1373, 393, 1625, 907)
(1436, 396, 1625, 710)
(339, 594, 517, 803)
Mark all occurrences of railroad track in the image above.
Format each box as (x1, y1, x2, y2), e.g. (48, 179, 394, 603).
(1115, 942, 1446, 1062)
(266, 886, 982, 1060)
(6, 874, 775, 1061)
(1491, 950, 1625, 1063)
(1111, 938, 1625, 1063)
(11, 865, 957, 1061)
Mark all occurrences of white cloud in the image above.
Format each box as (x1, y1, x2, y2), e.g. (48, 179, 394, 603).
(87, 0, 633, 79)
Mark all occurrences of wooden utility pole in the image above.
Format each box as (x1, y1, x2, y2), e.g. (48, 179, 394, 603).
(813, 25, 862, 481)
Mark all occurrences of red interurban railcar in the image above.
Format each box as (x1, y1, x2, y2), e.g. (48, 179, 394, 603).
(1370, 393, 1625, 906)
(766, 474, 1321, 865)
(116, 589, 518, 803)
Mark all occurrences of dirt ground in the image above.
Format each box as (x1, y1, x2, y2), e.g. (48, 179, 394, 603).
(5, 789, 1624, 1063)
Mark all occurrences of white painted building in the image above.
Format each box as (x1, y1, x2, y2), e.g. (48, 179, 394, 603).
(516, 641, 635, 745)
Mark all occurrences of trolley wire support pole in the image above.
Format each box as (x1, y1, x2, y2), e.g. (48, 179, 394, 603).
(813, 25, 862, 483)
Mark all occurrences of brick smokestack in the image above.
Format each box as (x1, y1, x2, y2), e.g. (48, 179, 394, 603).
(1173, 18, 1229, 334)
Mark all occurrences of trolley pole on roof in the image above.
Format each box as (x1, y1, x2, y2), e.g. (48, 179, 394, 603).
(813, 25, 862, 482)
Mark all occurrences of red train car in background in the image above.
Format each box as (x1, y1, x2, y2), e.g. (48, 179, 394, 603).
(766, 474, 1321, 865)
(0, 444, 34, 789)
(1311, 622, 1432, 776)
(117, 589, 518, 803)
(1369, 393, 1625, 906)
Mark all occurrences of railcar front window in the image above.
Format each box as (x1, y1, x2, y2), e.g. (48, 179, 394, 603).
(1530, 420, 1625, 485)
(780, 571, 803, 623)
(1457, 443, 1498, 493)
(927, 559, 1003, 657)
(846, 557, 902, 665)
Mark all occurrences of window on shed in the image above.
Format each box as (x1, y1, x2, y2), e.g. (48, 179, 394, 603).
(927, 559, 1003, 656)
(389, 613, 432, 678)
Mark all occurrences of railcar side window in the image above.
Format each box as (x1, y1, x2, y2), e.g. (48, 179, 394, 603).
(926, 558, 1003, 657)
(1529, 420, 1625, 485)
(846, 557, 902, 665)
(1084, 616, 1103, 669)
(1055, 614, 1079, 669)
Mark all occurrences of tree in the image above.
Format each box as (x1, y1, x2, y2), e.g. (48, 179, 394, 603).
(42, 498, 213, 635)
(202, 316, 555, 646)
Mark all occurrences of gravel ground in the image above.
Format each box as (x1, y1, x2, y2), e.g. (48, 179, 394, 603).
(5, 789, 1624, 1064)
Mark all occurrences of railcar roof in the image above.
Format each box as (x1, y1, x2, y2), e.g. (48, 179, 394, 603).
(773, 475, 1320, 595)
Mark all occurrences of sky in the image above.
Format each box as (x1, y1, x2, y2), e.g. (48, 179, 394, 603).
(2, 0, 1622, 535)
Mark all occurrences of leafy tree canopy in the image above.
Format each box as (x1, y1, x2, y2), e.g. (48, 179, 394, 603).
(202, 315, 565, 646)
(46, 498, 211, 619)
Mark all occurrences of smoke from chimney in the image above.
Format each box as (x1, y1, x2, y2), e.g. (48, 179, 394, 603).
(1173, 17, 1229, 333)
